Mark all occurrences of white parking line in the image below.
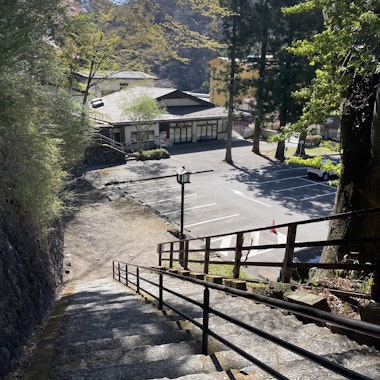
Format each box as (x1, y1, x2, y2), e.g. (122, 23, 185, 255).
(129, 186, 178, 195)
(258, 176, 305, 185)
(230, 189, 271, 207)
(301, 192, 336, 201)
(161, 203, 216, 215)
(271, 167, 307, 173)
(144, 194, 197, 205)
(185, 214, 240, 228)
(274, 183, 317, 192)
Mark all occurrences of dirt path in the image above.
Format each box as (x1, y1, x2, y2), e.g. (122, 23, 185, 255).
(63, 178, 175, 285)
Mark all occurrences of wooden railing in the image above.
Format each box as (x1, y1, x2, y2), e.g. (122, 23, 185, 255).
(157, 208, 380, 301)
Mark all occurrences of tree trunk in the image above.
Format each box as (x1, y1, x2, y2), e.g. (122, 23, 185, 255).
(224, 0, 238, 165)
(316, 73, 380, 279)
(251, 4, 268, 156)
(295, 130, 307, 156)
(252, 118, 261, 154)
(275, 137, 286, 161)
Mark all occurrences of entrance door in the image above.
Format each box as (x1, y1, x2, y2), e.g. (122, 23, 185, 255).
(197, 124, 217, 141)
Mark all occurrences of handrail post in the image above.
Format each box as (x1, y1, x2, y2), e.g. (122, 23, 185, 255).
(136, 267, 140, 294)
(202, 285, 210, 355)
(112, 260, 115, 279)
(179, 240, 184, 267)
(158, 243, 162, 266)
(125, 264, 128, 286)
(170, 242, 174, 268)
(204, 237, 211, 274)
(281, 223, 297, 283)
(372, 252, 380, 302)
(233, 232, 244, 279)
(158, 272, 163, 310)
(184, 240, 189, 270)
(118, 262, 121, 282)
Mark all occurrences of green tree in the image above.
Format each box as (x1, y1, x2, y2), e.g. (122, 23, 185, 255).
(59, 0, 122, 105)
(60, 0, 226, 103)
(218, 0, 253, 164)
(285, 1, 380, 278)
(0, 0, 91, 234)
(120, 94, 167, 153)
(255, 0, 323, 161)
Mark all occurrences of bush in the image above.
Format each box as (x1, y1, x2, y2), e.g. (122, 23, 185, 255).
(321, 140, 341, 152)
(137, 148, 170, 160)
(305, 135, 322, 147)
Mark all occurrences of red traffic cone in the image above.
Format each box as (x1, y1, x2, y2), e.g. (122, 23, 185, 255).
(271, 220, 277, 234)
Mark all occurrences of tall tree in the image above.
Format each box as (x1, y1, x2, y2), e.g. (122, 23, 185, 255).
(285, 1, 380, 278)
(0, 0, 91, 232)
(249, 1, 270, 155)
(219, 0, 253, 164)
(120, 94, 167, 154)
(60, 0, 226, 103)
(265, 0, 323, 161)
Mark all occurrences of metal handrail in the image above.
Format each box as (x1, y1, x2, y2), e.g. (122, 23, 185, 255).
(93, 132, 125, 153)
(113, 262, 379, 380)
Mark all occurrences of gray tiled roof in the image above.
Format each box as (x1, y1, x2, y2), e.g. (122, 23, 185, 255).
(92, 87, 225, 125)
(78, 71, 157, 80)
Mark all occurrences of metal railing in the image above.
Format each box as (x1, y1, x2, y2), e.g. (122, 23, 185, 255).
(93, 132, 125, 153)
(157, 208, 380, 301)
(112, 262, 380, 380)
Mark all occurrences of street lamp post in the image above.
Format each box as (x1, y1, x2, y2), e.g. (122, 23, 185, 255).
(176, 166, 192, 267)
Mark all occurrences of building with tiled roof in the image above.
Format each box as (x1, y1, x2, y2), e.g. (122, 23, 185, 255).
(90, 87, 232, 150)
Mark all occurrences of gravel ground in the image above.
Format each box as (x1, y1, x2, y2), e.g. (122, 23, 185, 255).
(62, 177, 176, 285)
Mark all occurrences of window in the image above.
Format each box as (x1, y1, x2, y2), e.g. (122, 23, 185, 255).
(131, 130, 155, 143)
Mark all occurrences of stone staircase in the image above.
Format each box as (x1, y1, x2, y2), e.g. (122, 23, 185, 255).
(42, 275, 379, 380)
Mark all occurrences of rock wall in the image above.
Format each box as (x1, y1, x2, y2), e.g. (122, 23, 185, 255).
(0, 209, 63, 378)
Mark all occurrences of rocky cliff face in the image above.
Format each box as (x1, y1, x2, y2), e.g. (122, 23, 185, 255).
(0, 209, 63, 377)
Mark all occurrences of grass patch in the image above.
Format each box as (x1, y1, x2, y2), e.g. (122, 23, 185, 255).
(206, 263, 253, 280)
(285, 146, 338, 158)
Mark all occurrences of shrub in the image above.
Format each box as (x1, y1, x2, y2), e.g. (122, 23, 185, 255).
(321, 140, 341, 152)
(137, 148, 170, 160)
(305, 135, 322, 147)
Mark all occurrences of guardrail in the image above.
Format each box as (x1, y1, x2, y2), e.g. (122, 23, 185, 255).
(157, 208, 380, 301)
(112, 262, 380, 380)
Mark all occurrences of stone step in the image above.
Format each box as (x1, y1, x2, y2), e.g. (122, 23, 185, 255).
(151, 371, 245, 380)
(49, 353, 220, 380)
(46, 277, 380, 380)
(54, 340, 200, 369)
(56, 320, 187, 345)
(57, 330, 194, 356)
(61, 306, 177, 333)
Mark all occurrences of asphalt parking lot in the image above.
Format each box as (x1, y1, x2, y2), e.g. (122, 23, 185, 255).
(88, 138, 336, 280)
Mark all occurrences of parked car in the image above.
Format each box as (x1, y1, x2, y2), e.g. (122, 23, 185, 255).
(91, 98, 104, 108)
(307, 158, 339, 181)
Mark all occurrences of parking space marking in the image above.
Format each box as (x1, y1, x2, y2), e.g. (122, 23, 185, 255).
(301, 192, 336, 201)
(258, 176, 305, 185)
(128, 186, 178, 195)
(271, 167, 307, 174)
(144, 194, 197, 205)
(161, 203, 216, 215)
(274, 183, 317, 192)
(185, 214, 240, 228)
(230, 189, 271, 207)
(217, 235, 234, 259)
